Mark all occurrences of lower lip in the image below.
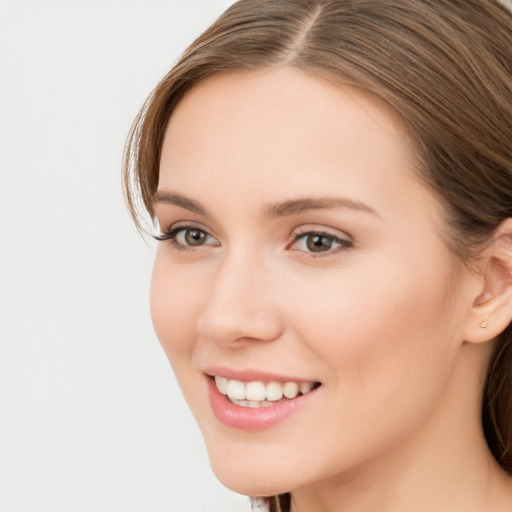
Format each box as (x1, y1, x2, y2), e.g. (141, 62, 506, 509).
(207, 377, 319, 431)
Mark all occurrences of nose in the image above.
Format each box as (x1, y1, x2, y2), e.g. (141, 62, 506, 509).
(196, 249, 284, 346)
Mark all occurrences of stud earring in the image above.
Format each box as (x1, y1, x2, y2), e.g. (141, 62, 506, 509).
(480, 320, 488, 328)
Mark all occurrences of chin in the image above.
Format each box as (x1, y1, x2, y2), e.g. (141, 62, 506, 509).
(208, 451, 294, 497)
(215, 472, 289, 498)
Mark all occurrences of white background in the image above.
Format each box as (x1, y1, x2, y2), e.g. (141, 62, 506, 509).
(0, 1, 251, 511)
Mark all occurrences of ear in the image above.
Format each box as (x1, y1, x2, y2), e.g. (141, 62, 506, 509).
(464, 218, 512, 343)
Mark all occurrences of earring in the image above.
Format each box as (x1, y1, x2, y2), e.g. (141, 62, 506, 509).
(480, 320, 488, 328)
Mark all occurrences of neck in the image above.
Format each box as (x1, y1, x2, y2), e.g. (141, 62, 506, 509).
(290, 343, 512, 512)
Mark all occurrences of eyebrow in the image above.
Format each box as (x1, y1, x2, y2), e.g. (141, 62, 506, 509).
(153, 191, 207, 216)
(264, 197, 379, 219)
(153, 191, 378, 218)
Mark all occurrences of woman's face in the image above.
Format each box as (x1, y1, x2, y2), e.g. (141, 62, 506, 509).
(151, 68, 476, 496)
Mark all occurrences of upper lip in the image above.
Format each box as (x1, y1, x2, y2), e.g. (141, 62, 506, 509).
(203, 365, 320, 384)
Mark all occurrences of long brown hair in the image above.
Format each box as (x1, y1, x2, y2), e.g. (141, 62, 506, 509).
(123, 1, 512, 509)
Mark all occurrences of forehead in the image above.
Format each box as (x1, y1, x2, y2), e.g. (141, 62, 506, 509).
(158, 67, 438, 222)
(163, 67, 411, 158)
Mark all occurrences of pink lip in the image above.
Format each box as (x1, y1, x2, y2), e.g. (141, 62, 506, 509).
(204, 365, 317, 384)
(206, 375, 320, 431)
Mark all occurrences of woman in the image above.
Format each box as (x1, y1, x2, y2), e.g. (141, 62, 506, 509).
(123, 1, 512, 510)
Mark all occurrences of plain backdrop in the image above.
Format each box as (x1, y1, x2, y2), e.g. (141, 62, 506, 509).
(0, 1, 252, 511)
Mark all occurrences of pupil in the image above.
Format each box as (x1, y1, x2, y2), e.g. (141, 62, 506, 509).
(307, 234, 332, 252)
(185, 229, 206, 245)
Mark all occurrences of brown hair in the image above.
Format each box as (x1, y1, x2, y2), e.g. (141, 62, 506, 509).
(123, 1, 512, 509)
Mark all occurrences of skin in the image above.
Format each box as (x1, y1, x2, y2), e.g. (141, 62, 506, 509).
(151, 67, 512, 512)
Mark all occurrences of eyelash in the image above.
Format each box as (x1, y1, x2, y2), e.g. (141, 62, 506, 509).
(153, 223, 218, 251)
(289, 229, 354, 256)
(154, 224, 354, 256)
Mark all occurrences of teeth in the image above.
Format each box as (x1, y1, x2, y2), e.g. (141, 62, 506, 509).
(266, 381, 283, 401)
(214, 375, 317, 407)
(215, 376, 229, 395)
(246, 381, 266, 401)
(283, 381, 299, 399)
(226, 379, 245, 400)
(300, 382, 314, 394)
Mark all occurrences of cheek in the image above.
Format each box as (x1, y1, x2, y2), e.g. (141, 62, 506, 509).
(150, 253, 212, 424)
(286, 250, 459, 423)
(150, 253, 201, 361)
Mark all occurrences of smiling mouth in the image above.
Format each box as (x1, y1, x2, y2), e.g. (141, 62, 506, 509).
(213, 375, 321, 408)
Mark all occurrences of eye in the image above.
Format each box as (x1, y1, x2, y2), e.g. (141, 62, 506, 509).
(176, 228, 210, 246)
(154, 224, 219, 249)
(290, 230, 353, 254)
